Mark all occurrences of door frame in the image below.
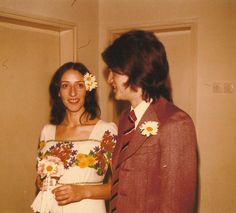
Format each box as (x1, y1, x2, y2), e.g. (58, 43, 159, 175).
(0, 8, 77, 64)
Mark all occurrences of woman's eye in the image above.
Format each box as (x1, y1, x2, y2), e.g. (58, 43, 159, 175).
(76, 82, 85, 89)
(61, 83, 69, 89)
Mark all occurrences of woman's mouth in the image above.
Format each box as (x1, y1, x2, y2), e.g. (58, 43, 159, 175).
(68, 98, 79, 104)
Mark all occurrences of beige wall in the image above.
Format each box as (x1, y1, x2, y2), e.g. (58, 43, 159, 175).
(0, 0, 235, 212)
(0, 0, 99, 74)
(99, 0, 236, 213)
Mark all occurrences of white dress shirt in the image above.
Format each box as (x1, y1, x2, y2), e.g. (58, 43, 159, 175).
(131, 100, 151, 128)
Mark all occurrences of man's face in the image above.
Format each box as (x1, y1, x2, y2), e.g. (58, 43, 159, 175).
(107, 71, 131, 101)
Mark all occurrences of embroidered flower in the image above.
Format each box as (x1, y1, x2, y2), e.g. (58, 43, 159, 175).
(77, 154, 89, 168)
(75, 154, 96, 168)
(37, 156, 64, 178)
(76, 153, 85, 162)
(39, 141, 78, 169)
(38, 140, 46, 151)
(140, 121, 159, 137)
(87, 155, 96, 166)
(84, 72, 98, 91)
(90, 131, 116, 176)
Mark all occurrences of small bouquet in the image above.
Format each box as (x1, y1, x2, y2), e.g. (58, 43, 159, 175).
(38, 155, 64, 179)
(37, 156, 64, 213)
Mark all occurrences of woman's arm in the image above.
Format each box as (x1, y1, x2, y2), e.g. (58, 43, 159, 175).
(52, 179, 111, 206)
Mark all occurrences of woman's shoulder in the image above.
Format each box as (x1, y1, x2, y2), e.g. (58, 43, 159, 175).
(41, 123, 56, 134)
(40, 123, 56, 141)
(96, 120, 117, 135)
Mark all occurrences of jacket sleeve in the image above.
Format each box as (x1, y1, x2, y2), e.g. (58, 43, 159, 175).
(159, 112, 197, 213)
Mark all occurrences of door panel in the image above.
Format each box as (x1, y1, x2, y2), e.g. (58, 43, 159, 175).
(155, 26, 197, 120)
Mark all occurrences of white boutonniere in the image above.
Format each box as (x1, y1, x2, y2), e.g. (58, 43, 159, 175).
(84, 73, 98, 91)
(140, 121, 159, 137)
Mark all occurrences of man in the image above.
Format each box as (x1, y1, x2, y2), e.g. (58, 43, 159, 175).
(102, 30, 197, 213)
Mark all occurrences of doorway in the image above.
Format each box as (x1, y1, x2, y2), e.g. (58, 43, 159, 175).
(0, 10, 76, 213)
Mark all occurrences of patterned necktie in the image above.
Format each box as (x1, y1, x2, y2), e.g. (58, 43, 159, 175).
(120, 110, 137, 152)
(110, 110, 137, 213)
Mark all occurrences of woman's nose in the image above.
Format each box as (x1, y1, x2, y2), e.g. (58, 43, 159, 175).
(69, 85, 77, 96)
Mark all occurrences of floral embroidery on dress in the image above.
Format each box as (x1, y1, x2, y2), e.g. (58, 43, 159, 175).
(38, 141, 77, 169)
(38, 140, 46, 150)
(37, 130, 116, 176)
(75, 153, 96, 168)
(89, 130, 116, 175)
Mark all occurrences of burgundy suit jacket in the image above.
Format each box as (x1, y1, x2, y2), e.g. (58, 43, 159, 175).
(111, 97, 197, 213)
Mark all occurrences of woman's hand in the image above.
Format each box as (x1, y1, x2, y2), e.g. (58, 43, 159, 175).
(35, 175, 58, 191)
(52, 182, 111, 206)
(52, 184, 88, 206)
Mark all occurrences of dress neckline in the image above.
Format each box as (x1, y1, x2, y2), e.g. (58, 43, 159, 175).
(52, 120, 102, 141)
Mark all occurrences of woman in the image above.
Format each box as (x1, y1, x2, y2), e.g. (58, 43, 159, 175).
(31, 62, 117, 213)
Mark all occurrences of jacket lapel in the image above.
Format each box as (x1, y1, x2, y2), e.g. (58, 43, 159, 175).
(117, 103, 159, 166)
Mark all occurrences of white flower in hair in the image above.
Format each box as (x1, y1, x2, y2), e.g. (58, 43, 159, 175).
(140, 121, 159, 137)
(84, 73, 98, 91)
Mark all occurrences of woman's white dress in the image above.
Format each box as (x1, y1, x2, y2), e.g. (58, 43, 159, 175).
(31, 120, 117, 213)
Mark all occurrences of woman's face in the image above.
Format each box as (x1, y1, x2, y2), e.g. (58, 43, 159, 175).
(59, 69, 86, 113)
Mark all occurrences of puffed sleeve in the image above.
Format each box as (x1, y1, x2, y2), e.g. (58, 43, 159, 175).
(107, 122, 118, 136)
(99, 121, 118, 165)
(37, 125, 47, 160)
(39, 125, 47, 142)
(37, 124, 55, 160)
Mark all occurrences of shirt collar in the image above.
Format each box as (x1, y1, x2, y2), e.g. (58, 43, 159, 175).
(131, 100, 151, 128)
